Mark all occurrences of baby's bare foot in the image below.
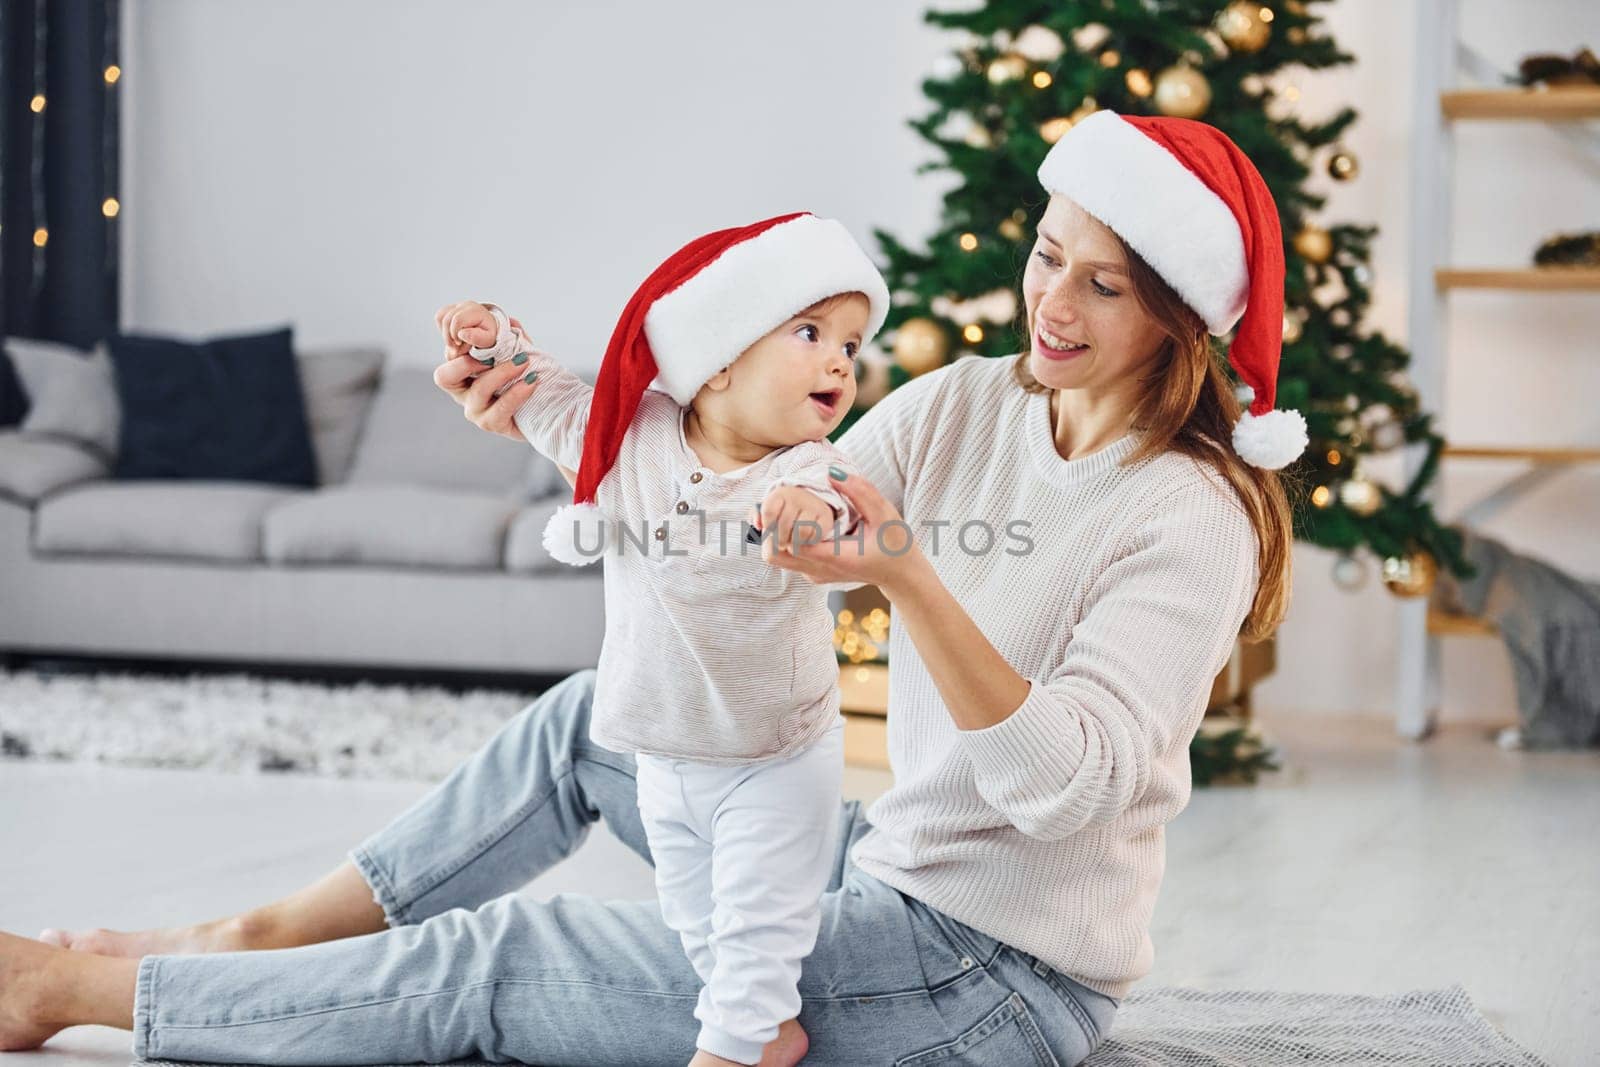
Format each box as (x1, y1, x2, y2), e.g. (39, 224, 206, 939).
(759, 1018, 809, 1067)
(38, 914, 259, 959)
(684, 1018, 808, 1067)
(0, 932, 68, 1051)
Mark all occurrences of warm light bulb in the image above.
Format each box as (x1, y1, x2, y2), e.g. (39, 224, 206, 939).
(1327, 449, 1342, 465)
(102, 197, 120, 218)
(1032, 71, 1053, 89)
(1039, 117, 1073, 144)
(958, 232, 979, 251)
(963, 324, 984, 343)
(29, 94, 45, 113)
(1311, 485, 1332, 508)
(33, 227, 48, 247)
(104, 65, 121, 84)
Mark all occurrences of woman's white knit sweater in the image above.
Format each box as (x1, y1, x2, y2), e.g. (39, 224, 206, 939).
(834, 354, 1261, 1000)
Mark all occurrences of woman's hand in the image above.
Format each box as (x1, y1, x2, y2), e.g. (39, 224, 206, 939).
(761, 470, 933, 599)
(431, 301, 541, 443)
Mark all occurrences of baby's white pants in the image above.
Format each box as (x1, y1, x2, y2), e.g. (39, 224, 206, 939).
(633, 715, 845, 1066)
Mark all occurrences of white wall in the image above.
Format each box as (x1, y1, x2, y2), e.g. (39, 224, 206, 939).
(122, 1, 1599, 722)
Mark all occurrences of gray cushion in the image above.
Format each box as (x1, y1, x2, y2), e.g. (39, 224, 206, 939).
(2, 337, 120, 460)
(34, 482, 298, 562)
(346, 364, 530, 498)
(296, 346, 385, 486)
(504, 498, 579, 574)
(0, 431, 110, 504)
(262, 485, 519, 570)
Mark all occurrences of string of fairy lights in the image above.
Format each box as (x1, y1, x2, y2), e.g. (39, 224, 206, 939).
(3, 0, 122, 328)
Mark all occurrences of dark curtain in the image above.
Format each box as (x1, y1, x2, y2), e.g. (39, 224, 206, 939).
(0, 0, 120, 347)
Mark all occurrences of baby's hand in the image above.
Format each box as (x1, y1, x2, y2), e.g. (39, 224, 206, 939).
(434, 300, 502, 358)
(757, 485, 838, 554)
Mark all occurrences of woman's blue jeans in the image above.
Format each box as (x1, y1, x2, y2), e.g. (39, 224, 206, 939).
(131, 670, 1118, 1066)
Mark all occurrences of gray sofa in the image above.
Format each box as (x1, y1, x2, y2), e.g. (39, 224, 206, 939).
(0, 339, 604, 676)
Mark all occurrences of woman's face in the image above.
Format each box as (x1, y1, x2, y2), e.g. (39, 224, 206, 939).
(1021, 195, 1169, 397)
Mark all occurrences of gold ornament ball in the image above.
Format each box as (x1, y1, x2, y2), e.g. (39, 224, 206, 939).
(1125, 68, 1154, 98)
(1327, 150, 1359, 182)
(1331, 553, 1369, 591)
(1282, 310, 1303, 343)
(1382, 552, 1438, 598)
(852, 349, 894, 409)
(1294, 225, 1333, 264)
(1338, 477, 1382, 516)
(1153, 64, 1212, 118)
(986, 54, 1028, 85)
(892, 318, 950, 377)
(1216, 1, 1272, 54)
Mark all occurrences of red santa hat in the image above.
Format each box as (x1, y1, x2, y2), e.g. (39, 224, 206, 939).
(543, 211, 890, 566)
(1037, 110, 1308, 470)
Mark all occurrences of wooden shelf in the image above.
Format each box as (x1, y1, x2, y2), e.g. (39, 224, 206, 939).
(839, 661, 888, 716)
(1436, 268, 1600, 291)
(1427, 610, 1498, 637)
(1442, 445, 1600, 464)
(842, 712, 889, 770)
(1441, 87, 1600, 121)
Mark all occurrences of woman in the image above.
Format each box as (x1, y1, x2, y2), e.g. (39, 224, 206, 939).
(3, 111, 1301, 1067)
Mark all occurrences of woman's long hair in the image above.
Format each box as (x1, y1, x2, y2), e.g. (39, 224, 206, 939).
(1013, 237, 1297, 641)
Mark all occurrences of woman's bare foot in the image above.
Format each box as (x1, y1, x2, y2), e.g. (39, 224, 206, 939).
(38, 914, 259, 959)
(0, 930, 139, 1050)
(686, 1017, 809, 1067)
(0, 933, 62, 1050)
(39, 860, 386, 960)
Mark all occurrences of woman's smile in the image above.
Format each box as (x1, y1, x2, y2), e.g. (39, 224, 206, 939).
(1036, 324, 1091, 361)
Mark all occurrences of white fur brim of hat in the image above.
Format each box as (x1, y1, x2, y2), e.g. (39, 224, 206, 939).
(643, 215, 892, 405)
(1037, 111, 1248, 337)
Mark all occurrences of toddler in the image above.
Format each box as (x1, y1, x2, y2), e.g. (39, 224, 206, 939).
(442, 211, 889, 1067)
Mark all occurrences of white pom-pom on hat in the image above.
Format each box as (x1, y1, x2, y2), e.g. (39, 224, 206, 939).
(542, 503, 609, 567)
(1232, 409, 1309, 471)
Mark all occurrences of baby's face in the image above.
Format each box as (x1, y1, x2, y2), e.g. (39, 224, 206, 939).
(695, 292, 866, 447)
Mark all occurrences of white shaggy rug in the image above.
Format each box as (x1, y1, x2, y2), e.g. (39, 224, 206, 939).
(0, 667, 534, 781)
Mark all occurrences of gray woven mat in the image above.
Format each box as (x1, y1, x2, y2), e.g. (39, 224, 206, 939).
(133, 982, 1548, 1067)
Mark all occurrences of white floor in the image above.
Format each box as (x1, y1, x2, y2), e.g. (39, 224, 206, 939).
(2, 713, 1594, 1065)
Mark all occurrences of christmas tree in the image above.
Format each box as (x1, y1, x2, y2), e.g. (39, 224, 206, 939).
(838, 0, 1471, 784)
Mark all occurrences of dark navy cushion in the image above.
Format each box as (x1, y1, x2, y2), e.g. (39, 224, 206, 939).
(107, 326, 316, 486)
(0, 348, 27, 427)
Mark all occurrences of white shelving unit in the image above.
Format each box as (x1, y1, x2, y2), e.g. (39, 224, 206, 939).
(1399, 0, 1600, 739)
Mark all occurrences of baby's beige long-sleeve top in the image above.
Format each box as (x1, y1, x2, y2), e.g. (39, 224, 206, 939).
(480, 309, 856, 765)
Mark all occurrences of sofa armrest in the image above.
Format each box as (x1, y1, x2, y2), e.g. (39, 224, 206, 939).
(0, 431, 111, 506)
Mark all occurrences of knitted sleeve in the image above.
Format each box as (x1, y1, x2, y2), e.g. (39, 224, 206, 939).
(956, 480, 1261, 840)
(474, 304, 593, 472)
(766, 439, 858, 532)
